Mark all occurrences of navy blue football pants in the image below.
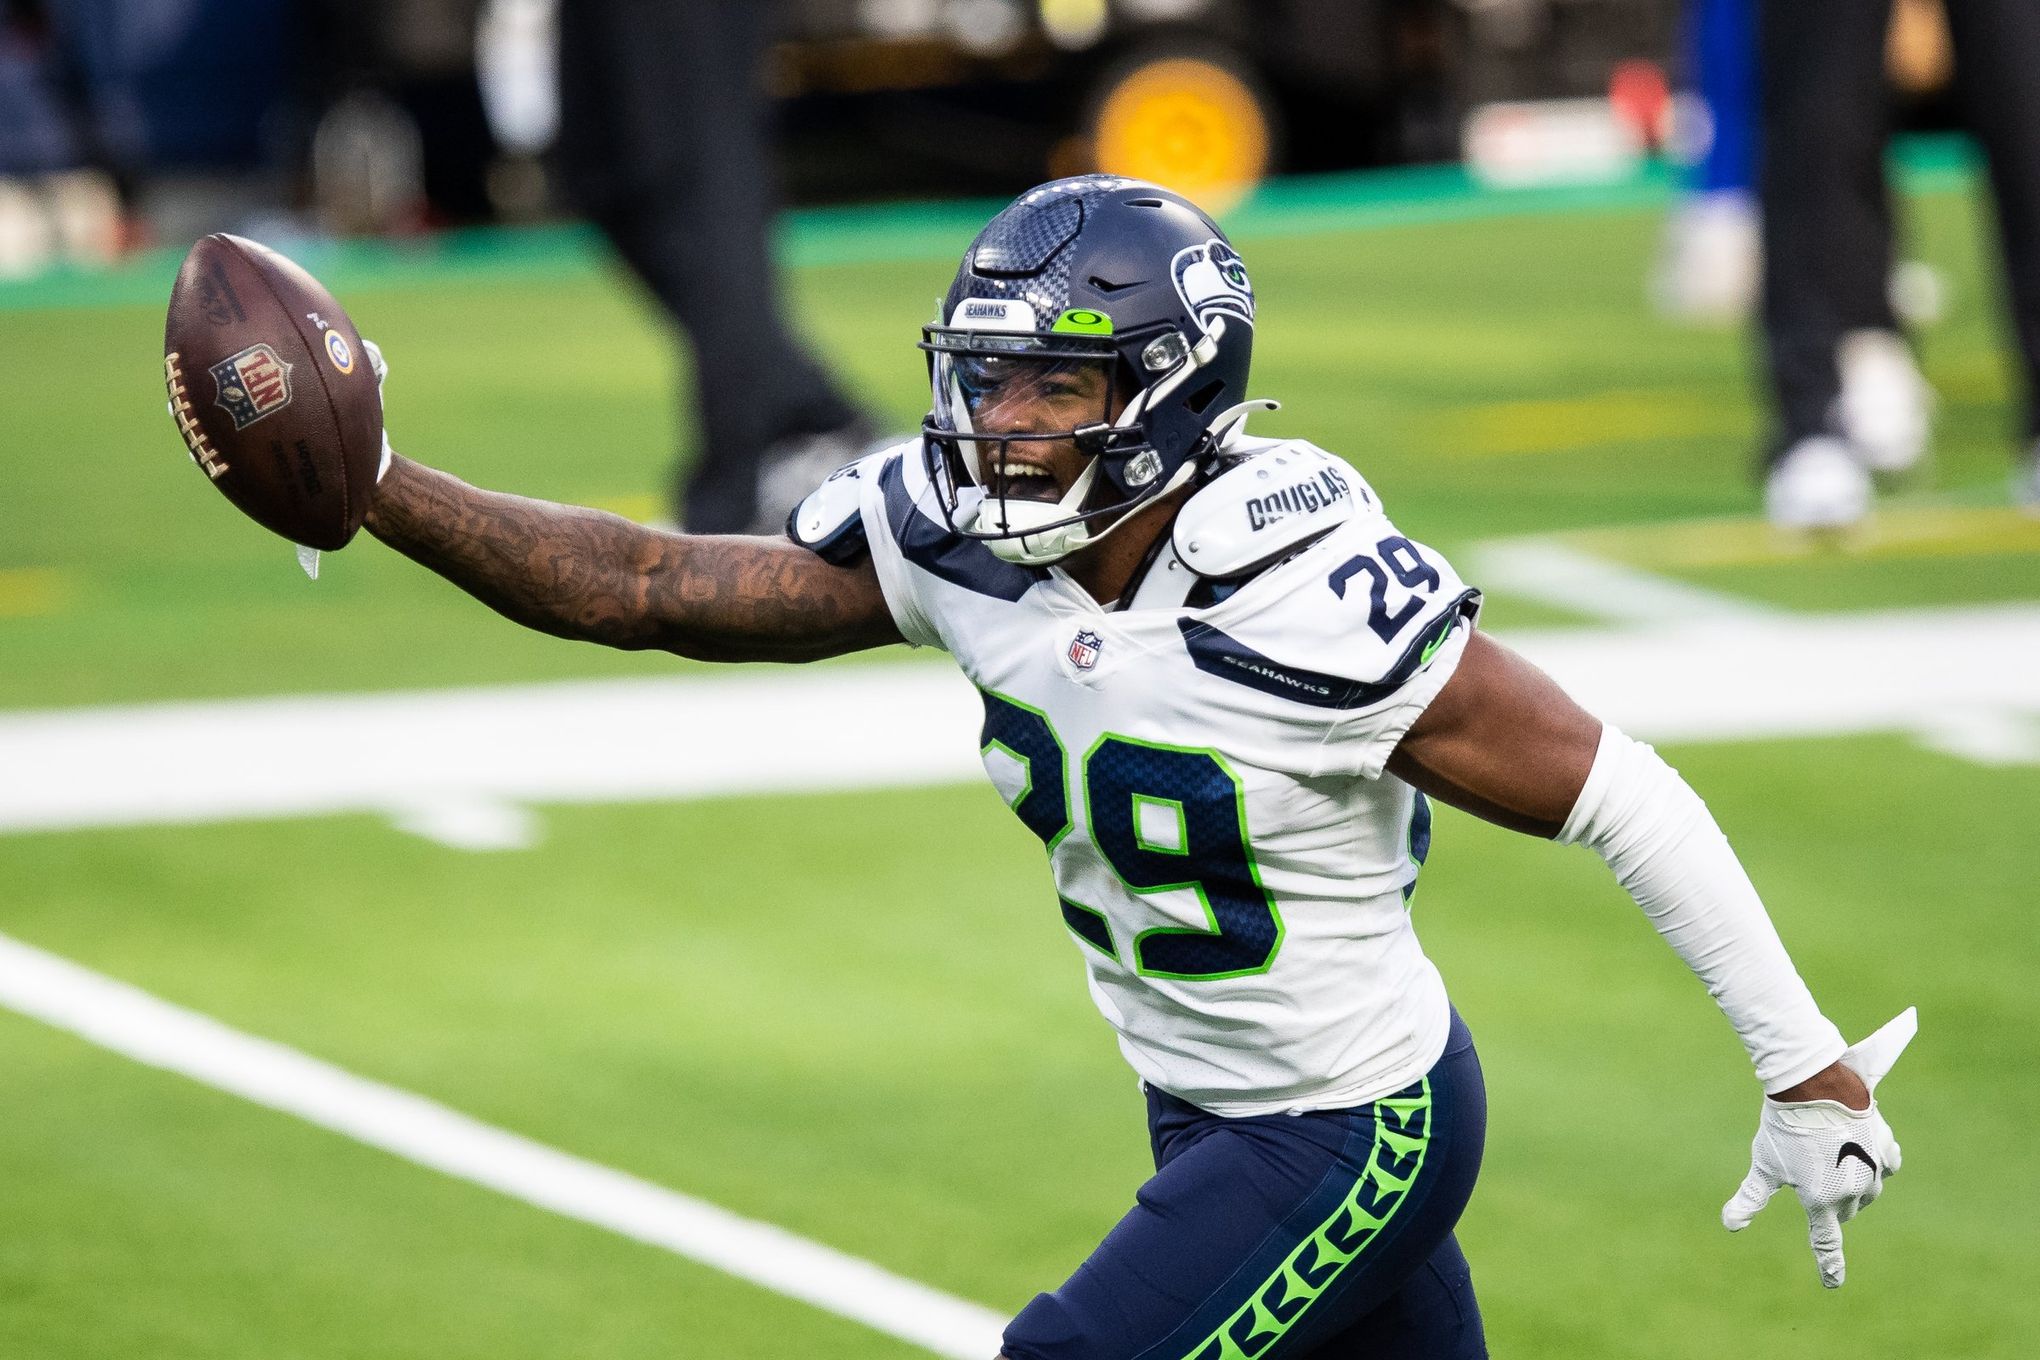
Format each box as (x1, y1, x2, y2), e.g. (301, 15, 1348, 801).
(1004, 1011, 1487, 1360)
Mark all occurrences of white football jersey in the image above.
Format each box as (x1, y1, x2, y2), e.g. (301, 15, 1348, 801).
(798, 436, 1482, 1116)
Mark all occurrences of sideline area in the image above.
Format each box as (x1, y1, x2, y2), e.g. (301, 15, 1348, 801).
(0, 134, 1984, 314)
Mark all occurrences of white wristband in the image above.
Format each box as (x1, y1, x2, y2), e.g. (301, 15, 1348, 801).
(1559, 725, 1846, 1091)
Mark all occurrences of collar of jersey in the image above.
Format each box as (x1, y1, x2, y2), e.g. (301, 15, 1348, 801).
(1050, 441, 1365, 615)
(1043, 514, 1355, 631)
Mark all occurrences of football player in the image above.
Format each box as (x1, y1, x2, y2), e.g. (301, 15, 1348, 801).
(357, 177, 1912, 1358)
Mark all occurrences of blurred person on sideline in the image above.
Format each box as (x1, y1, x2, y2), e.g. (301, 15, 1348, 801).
(555, 0, 873, 533)
(0, 0, 132, 274)
(1651, 0, 1762, 325)
(1653, 0, 1938, 521)
(1760, 0, 2040, 527)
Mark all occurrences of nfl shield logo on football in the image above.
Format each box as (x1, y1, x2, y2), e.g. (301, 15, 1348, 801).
(209, 343, 293, 430)
(1067, 629, 1104, 671)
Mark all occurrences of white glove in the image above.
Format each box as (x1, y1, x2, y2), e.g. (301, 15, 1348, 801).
(363, 337, 394, 482)
(1722, 1007, 1917, 1288)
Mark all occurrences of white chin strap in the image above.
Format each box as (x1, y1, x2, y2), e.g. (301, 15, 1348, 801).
(962, 317, 1244, 567)
(974, 455, 1204, 566)
(975, 461, 1103, 565)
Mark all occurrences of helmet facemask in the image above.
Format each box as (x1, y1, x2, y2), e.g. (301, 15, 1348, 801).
(920, 319, 1225, 566)
(917, 176, 1266, 566)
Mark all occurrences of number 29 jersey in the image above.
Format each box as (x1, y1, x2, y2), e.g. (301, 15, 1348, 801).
(817, 437, 1482, 1117)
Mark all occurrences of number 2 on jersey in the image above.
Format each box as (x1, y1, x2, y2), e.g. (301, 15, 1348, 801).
(1328, 535, 1442, 642)
(981, 692, 1284, 981)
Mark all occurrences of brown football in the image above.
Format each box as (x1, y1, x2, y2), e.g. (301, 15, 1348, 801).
(164, 234, 383, 550)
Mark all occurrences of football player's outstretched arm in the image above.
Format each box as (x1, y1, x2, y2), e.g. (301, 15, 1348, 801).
(1390, 631, 1913, 1288)
(365, 454, 903, 663)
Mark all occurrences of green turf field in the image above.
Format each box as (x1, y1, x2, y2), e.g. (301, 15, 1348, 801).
(2, 153, 2035, 1358)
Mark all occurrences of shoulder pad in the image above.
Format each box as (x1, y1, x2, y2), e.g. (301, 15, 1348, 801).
(1172, 443, 1370, 579)
(786, 456, 875, 566)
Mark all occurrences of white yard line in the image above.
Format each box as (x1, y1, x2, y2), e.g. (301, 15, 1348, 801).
(0, 663, 988, 847)
(2, 600, 2036, 851)
(0, 931, 1010, 1359)
(1466, 537, 1782, 625)
(1504, 605, 2040, 750)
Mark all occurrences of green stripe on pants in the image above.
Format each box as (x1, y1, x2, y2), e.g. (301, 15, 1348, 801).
(1179, 1079, 1434, 1360)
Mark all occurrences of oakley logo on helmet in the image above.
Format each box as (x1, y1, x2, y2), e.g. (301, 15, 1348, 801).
(1172, 240, 1255, 338)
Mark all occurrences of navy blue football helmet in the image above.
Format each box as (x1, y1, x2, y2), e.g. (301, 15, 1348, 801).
(919, 175, 1271, 564)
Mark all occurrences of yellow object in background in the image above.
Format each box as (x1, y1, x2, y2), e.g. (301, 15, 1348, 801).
(1888, 0, 1953, 94)
(1086, 55, 1271, 214)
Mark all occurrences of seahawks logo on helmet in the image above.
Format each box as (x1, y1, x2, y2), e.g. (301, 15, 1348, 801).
(1171, 239, 1255, 338)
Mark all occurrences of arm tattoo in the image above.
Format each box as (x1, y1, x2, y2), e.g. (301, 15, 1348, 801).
(364, 456, 903, 662)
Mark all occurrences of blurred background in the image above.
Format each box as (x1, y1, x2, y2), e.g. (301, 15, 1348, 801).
(2, 3, 2035, 1359)
(0, 0, 1973, 247)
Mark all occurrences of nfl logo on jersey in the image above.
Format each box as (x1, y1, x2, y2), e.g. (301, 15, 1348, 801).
(1067, 629, 1104, 671)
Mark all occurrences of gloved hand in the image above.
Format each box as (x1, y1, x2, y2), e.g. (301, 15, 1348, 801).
(1723, 1007, 1917, 1288)
(363, 337, 393, 482)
